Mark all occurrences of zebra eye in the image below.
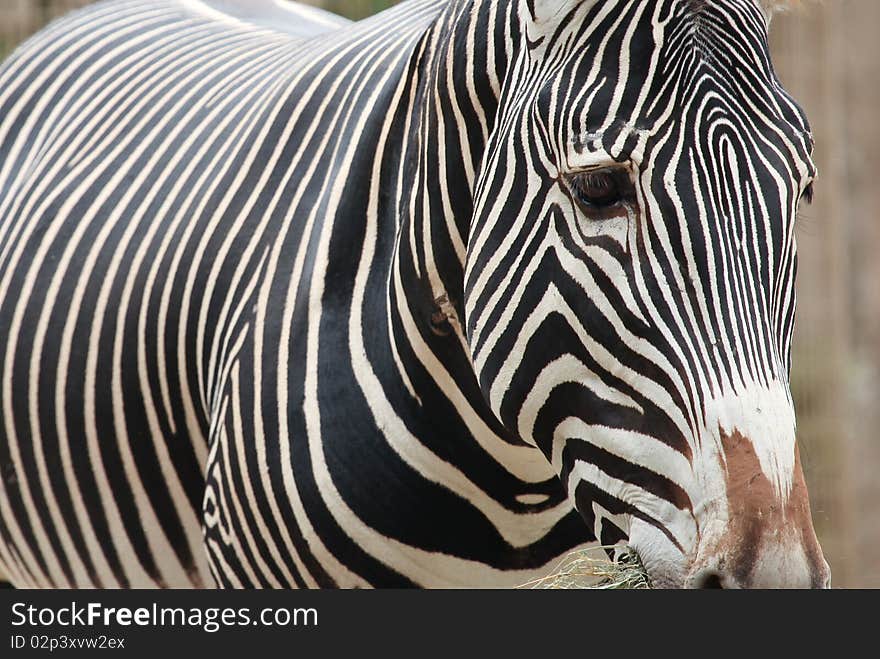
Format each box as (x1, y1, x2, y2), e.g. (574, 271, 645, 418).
(567, 168, 631, 211)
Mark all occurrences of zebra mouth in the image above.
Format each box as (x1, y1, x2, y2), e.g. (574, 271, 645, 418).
(599, 548, 652, 589)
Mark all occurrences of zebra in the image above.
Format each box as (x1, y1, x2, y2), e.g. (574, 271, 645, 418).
(0, 0, 830, 589)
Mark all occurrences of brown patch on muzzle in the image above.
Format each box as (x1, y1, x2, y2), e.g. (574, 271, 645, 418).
(715, 430, 827, 588)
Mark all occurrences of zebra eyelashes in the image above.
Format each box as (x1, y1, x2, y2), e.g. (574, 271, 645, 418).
(565, 166, 635, 217)
(800, 182, 815, 205)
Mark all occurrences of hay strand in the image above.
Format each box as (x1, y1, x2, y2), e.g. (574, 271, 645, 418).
(518, 547, 651, 590)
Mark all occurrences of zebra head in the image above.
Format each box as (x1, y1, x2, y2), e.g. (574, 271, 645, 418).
(462, 0, 829, 587)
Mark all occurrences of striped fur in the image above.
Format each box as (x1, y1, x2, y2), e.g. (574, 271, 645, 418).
(0, 0, 828, 588)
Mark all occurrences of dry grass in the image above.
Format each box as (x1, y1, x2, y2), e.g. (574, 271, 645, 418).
(518, 547, 652, 590)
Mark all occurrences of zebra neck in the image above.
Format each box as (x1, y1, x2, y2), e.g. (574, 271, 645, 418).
(368, 0, 532, 437)
(391, 0, 515, 331)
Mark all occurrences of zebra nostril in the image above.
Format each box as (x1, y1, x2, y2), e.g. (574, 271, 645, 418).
(691, 569, 726, 589)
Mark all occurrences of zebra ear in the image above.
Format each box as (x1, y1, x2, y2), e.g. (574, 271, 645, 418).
(521, 0, 598, 48)
(760, 0, 799, 26)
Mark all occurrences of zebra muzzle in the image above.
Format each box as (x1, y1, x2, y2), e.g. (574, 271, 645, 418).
(684, 432, 830, 589)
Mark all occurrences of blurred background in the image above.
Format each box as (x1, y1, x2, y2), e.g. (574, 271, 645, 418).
(0, 0, 877, 587)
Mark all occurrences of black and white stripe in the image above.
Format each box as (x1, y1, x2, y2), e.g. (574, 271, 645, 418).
(0, 0, 827, 588)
